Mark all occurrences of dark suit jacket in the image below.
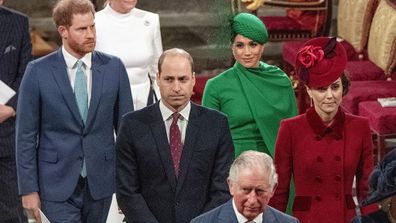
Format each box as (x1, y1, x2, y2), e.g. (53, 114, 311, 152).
(116, 102, 234, 223)
(190, 200, 300, 223)
(16, 49, 133, 201)
(0, 6, 31, 220)
(0, 6, 32, 157)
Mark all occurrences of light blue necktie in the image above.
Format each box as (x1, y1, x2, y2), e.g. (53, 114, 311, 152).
(74, 60, 88, 177)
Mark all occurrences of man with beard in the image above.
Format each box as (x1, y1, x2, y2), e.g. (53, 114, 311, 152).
(15, 0, 133, 222)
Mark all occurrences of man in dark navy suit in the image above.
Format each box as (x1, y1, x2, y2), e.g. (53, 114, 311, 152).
(116, 48, 234, 223)
(0, 0, 32, 222)
(191, 151, 300, 223)
(16, 0, 133, 222)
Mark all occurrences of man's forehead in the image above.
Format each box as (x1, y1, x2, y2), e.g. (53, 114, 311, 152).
(70, 12, 94, 22)
(160, 72, 192, 78)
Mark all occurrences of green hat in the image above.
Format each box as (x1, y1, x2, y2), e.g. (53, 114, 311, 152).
(232, 13, 268, 44)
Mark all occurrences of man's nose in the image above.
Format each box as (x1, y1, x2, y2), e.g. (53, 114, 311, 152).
(247, 191, 258, 203)
(173, 81, 181, 92)
(87, 27, 95, 38)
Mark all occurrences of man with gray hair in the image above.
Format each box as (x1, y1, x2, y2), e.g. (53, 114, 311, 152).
(191, 150, 299, 223)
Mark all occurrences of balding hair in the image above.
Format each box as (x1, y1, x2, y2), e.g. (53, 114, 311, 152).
(157, 48, 194, 75)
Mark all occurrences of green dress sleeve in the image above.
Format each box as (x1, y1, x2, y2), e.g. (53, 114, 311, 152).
(202, 78, 220, 110)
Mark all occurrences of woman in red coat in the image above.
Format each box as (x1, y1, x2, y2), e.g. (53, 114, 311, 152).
(270, 37, 374, 223)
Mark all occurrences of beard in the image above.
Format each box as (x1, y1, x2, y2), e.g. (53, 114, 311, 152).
(67, 38, 96, 57)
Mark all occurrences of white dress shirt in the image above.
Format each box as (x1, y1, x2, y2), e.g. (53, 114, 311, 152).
(159, 100, 191, 144)
(62, 46, 92, 105)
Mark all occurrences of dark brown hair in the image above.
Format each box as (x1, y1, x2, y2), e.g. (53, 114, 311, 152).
(341, 73, 350, 96)
(52, 0, 95, 28)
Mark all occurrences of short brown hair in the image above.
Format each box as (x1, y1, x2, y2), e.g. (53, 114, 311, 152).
(53, 0, 95, 28)
(157, 48, 194, 75)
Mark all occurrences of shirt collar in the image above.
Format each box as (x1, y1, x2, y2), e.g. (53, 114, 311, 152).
(62, 46, 92, 69)
(159, 100, 191, 122)
(232, 199, 263, 223)
(306, 107, 345, 140)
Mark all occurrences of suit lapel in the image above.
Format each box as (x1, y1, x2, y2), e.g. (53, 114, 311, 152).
(85, 51, 104, 131)
(51, 49, 83, 126)
(150, 103, 177, 190)
(263, 206, 278, 223)
(175, 103, 201, 196)
(217, 200, 239, 222)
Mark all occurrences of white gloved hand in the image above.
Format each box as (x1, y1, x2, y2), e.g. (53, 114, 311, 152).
(241, 0, 265, 11)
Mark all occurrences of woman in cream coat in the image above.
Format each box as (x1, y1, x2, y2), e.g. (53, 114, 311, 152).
(96, 0, 163, 110)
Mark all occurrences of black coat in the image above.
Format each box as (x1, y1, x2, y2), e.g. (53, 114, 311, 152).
(116, 102, 234, 223)
(0, 5, 32, 221)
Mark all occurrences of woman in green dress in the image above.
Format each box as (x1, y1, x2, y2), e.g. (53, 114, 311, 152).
(202, 13, 297, 158)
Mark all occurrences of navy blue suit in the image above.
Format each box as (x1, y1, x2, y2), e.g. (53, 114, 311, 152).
(16, 49, 133, 220)
(190, 200, 300, 223)
(0, 5, 32, 222)
(116, 102, 234, 223)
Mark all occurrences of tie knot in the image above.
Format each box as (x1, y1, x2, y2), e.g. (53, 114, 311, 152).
(76, 60, 84, 69)
(172, 113, 180, 123)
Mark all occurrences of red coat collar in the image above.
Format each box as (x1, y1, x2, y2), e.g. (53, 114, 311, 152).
(306, 107, 345, 140)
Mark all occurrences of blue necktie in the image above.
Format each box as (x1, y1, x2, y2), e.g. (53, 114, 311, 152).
(74, 60, 88, 177)
(74, 60, 88, 123)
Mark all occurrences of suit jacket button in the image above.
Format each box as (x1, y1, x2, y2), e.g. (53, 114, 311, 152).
(315, 176, 322, 183)
(335, 156, 341, 161)
(335, 175, 341, 182)
(315, 195, 322, 201)
(316, 156, 323, 162)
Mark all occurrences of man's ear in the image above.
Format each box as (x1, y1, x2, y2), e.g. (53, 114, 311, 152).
(58, 26, 68, 39)
(227, 177, 234, 196)
(270, 183, 278, 198)
(192, 72, 196, 86)
(156, 73, 160, 83)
